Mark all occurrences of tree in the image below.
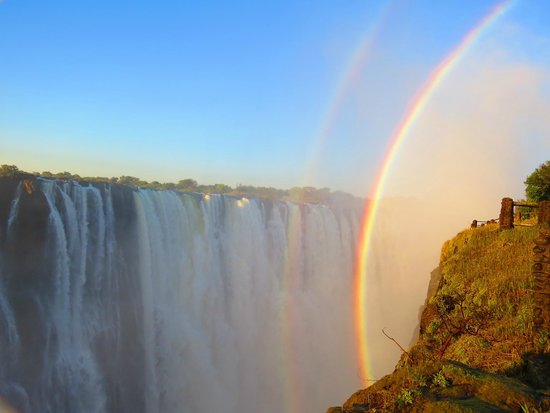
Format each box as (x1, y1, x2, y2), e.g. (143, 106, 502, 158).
(176, 179, 198, 191)
(525, 160, 550, 202)
(118, 176, 147, 187)
(162, 182, 176, 191)
(53, 171, 80, 180)
(0, 164, 20, 177)
(212, 183, 232, 194)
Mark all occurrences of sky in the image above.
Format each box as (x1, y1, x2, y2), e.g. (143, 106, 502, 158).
(0, 0, 549, 197)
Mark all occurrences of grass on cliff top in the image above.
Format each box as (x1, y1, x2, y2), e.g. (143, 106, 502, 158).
(337, 223, 550, 413)
(427, 223, 548, 374)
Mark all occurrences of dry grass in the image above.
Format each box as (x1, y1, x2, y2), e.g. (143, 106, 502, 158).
(428, 224, 543, 373)
(339, 224, 550, 412)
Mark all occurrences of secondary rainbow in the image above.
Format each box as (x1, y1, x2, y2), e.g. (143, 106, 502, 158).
(302, 1, 394, 188)
(353, 0, 515, 385)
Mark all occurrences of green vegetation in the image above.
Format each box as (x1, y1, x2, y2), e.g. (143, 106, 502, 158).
(432, 371, 449, 388)
(525, 160, 550, 202)
(521, 404, 543, 413)
(0, 164, 361, 205)
(430, 225, 543, 371)
(0, 164, 23, 178)
(338, 223, 550, 412)
(176, 179, 198, 192)
(396, 389, 419, 407)
(0, 164, 36, 179)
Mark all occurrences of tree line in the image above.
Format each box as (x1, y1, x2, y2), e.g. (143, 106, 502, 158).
(3, 160, 549, 204)
(0, 164, 360, 205)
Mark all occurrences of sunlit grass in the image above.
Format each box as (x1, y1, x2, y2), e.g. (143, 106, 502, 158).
(341, 224, 549, 412)
(432, 224, 542, 373)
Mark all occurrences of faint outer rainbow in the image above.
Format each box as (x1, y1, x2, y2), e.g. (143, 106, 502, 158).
(280, 3, 395, 404)
(353, 0, 515, 385)
(302, 0, 394, 188)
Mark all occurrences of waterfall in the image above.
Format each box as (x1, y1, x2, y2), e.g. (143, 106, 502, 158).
(0, 179, 360, 413)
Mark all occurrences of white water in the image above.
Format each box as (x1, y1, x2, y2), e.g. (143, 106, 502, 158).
(0, 180, 361, 413)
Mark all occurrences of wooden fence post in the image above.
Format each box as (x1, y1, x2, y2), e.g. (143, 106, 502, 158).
(539, 201, 550, 228)
(499, 198, 514, 229)
(533, 229, 550, 331)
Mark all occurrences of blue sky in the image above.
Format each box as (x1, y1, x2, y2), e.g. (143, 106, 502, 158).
(1, 0, 549, 196)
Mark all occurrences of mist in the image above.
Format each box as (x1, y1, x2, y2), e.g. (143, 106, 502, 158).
(360, 47, 550, 379)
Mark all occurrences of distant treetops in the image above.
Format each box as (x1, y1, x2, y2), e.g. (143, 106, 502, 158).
(525, 160, 550, 202)
(0, 164, 360, 206)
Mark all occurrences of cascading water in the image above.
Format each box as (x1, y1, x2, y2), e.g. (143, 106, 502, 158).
(0, 178, 361, 413)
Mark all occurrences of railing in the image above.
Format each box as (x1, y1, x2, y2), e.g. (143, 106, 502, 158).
(498, 198, 550, 229)
(470, 219, 498, 228)
(513, 201, 538, 227)
(471, 199, 550, 229)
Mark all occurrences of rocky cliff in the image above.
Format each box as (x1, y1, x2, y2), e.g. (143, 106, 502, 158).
(329, 224, 550, 412)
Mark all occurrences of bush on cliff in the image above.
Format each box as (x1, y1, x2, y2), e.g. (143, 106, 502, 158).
(525, 160, 550, 202)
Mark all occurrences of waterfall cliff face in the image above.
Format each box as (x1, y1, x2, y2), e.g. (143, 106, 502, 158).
(0, 178, 361, 413)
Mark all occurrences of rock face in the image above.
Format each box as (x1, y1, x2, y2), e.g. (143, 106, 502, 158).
(533, 229, 550, 331)
(539, 201, 550, 227)
(418, 267, 442, 336)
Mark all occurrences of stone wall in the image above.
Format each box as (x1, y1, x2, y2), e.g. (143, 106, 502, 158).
(539, 201, 550, 228)
(533, 229, 550, 332)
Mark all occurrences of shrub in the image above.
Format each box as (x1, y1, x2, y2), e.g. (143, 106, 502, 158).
(396, 389, 417, 406)
(432, 371, 449, 388)
(525, 160, 550, 202)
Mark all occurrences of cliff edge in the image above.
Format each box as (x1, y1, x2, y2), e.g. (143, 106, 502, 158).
(329, 224, 550, 412)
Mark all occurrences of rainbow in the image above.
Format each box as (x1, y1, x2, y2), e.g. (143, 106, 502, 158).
(353, 0, 515, 385)
(280, 6, 396, 408)
(281, 204, 306, 413)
